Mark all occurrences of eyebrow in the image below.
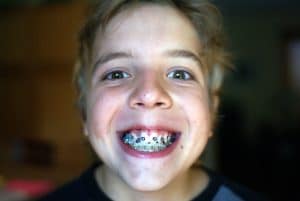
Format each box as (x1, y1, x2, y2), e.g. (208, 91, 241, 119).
(93, 51, 133, 73)
(164, 49, 203, 67)
(92, 49, 203, 73)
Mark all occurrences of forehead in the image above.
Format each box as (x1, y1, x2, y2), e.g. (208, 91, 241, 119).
(92, 4, 202, 63)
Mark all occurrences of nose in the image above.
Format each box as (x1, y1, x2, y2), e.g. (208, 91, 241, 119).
(129, 74, 172, 109)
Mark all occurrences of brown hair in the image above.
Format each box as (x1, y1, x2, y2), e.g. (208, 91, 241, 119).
(74, 0, 231, 121)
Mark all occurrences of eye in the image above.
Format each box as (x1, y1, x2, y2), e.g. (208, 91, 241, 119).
(167, 69, 193, 80)
(102, 70, 130, 80)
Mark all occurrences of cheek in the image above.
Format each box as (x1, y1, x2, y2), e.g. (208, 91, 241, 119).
(87, 88, 125, 137)
(185, 97, 212, 139)
(194, 102, 211, 125)
(180, 90, 211, 124)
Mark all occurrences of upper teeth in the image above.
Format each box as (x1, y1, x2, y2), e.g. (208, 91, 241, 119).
(121, 130, 177, 152)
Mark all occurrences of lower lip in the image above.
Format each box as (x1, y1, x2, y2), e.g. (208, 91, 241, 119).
(119, 135, 181, 159)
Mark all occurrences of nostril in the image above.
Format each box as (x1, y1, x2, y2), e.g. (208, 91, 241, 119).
(155, 102, 165, 107)
(133, 101, 166, 108)
(136, 102, 144, 106)
(129, 87, 172, 109)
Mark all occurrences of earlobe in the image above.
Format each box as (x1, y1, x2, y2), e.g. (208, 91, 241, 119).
(208, 64, 223, 123)
(212, 96, 220, 113)
(83, 124, 89, 137)
(208, 130, 213, 138)
(208, 64, 224, 93)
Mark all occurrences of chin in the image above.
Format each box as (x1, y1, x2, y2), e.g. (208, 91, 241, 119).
(121, 170, 173, 192)
(127, 179, 169, 192)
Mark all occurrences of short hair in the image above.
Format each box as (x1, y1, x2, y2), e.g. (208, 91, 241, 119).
(74, 0, 231, 122)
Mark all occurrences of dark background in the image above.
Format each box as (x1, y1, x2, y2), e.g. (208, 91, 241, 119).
(214, 1, 300, 200)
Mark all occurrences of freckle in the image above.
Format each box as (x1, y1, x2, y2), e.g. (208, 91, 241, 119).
(180, 145, 184, 149)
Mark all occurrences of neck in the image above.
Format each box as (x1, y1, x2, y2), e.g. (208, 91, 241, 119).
(94, 165, 209, 201)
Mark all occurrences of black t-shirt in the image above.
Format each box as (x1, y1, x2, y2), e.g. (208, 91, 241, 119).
(37, 163, 267, 201)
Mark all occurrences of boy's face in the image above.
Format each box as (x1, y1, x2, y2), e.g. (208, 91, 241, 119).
(85, 4, 212, 191)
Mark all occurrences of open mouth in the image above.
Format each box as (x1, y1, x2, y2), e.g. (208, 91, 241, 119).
(120, 129, 180, 153)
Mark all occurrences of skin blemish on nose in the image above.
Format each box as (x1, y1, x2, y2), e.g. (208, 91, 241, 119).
(143, 93, 151, 99)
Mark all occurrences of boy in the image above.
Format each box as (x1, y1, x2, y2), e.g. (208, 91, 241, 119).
(38, 0, 266, 200)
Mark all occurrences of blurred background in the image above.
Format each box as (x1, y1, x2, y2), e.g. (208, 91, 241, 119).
(0, 0, 299, 200)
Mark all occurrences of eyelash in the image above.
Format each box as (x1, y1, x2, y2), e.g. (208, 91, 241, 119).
(102, 70, 130, 81)
(167, 69, 193, 80)
(101, 69, 193, 81)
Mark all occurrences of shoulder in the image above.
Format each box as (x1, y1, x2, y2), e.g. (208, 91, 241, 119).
(213, 178, 268, 201)
(35, 178, 83, 201)
(194, 167, 269, 201)
(35, 163, 110, 201)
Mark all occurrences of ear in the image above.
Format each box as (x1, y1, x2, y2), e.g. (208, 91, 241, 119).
(208, 64, 224, 113)
(212, 96, 220, 116)
(209, 64, 224, 95)
(208, 130, 213, 138)
(83, 124, 89, 137)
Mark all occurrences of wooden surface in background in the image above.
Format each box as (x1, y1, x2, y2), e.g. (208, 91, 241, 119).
(0, 1, 92, 185)
(0, 1, 87, 66)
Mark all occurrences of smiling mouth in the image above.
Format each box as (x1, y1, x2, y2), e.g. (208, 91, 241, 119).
(120, 129, 180, 153)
